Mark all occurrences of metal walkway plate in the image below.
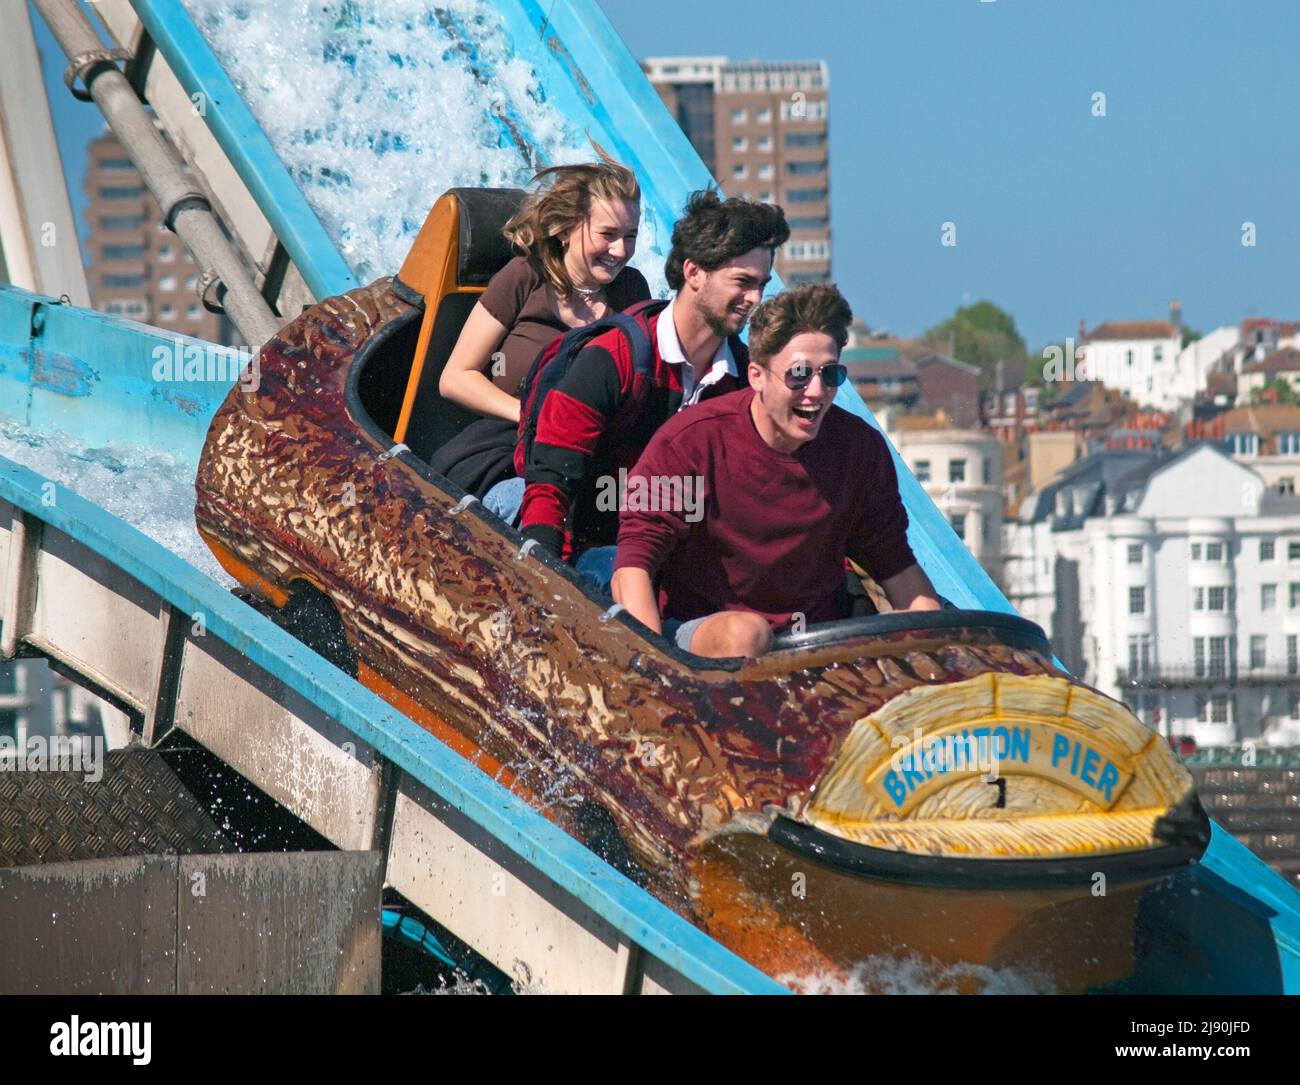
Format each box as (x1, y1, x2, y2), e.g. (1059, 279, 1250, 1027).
(0, 748, 231, 867)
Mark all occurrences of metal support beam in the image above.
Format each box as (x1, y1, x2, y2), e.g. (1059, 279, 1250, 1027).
(1, 507, 39, 660)
(31, 0, 281, 347)
(0, 2, 89, 304)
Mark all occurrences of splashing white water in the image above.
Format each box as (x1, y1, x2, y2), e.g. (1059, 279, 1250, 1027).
(778, 953, 1057, 995)
(180, 0, 671, 292)
(0, 420, 232, 587)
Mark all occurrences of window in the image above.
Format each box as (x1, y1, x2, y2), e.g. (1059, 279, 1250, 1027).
(1279, 477, 1297, 496)
(780, 99, 827, 121)
(1205, 542, 1224, 562)
(731, 164, 747, 180)
(99, 185, 144, 200)
(1208, 637, 1228, 678)
(99, 157, 135, 171)
(1153, 345, 1163, 362)
(1126, 349, 1134, 366)
(1292, 583, 1300, 609)
(982, 459, 993, 485)
(757, 136, 773, 152)
(759, 191, 774, 202)
(1262, 540, 1276, 561)
(1127, 543, 1142, 565)
(1195, 693, 1208, 721)
(101, 244, 145, 261)
(158, 245, 175, 263)
(186, 275, 198, 291)
(1278, 432, 1300, 455)
(100, 214, 143, 231)
(949, 458, 967, 483)
(1251, 635, 1267, 669)
(1191, 543, 1202, 560)
(731, 136, 748, 152)
(1194, 638, 1205, 677)
(950, 513, 967, 540)
(756, 107, 771, 124)
(787, 160, 827, 175)
(1229, 433, 1259, 456)
(784, 240, 828, 262)
(1289, 634, 1299, 675)
(1128, 586, 1146, 615)
(159, 303, 175, 319)
(1208, 694, 1231, 724)
(1262, 583, 1277, 610)
(187, 304, 200, 319)
(158, 275, 176, 292)
(786, 187, 828, 203)
(914, 460, 931, 482)
(102, 273, 145, 288)
(1193, 587, 1205, 610)
(1127, 634, 1151, 676)
(1291, 690, 1300, 720)
(1208, 586, 1226, 611)
(104, 298, 147, 319)
(785, 132, 826, 148)
(730, 108, 747, 124)
(758, 163, 773, 180)
(1290, 541, 1300, 561)
(786, 216, 829, 230)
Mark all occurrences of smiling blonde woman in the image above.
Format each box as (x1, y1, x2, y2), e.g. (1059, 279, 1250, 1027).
(437, 146, 649, 424)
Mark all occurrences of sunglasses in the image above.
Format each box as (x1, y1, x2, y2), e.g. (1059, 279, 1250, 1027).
(778, 360, 848, 391)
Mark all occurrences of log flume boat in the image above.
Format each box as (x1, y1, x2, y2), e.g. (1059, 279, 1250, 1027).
(195, 188, 1211, 993)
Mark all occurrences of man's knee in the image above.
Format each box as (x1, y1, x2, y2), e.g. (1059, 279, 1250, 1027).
(693, 611, 772, 658)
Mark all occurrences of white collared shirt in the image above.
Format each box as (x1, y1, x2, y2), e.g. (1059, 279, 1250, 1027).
(655, 295, 738, 408)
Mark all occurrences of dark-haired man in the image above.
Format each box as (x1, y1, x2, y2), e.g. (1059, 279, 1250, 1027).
(490, 190, 789, 584)
(612, 284, 942, 658)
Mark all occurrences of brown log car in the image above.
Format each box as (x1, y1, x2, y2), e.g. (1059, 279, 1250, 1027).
(195, 189, 1209, 992)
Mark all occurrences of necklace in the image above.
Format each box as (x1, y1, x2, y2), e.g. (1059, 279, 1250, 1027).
(572, 283, 600, 300)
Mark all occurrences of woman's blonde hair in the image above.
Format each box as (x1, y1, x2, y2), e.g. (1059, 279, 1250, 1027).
(502, 143, 640, 299)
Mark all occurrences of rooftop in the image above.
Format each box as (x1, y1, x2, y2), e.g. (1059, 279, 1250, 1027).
(1083, 321, 1178, 342)
(1242, 347, 1300, 374)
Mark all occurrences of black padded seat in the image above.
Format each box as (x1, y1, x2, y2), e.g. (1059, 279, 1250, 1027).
(403, 188, 526, 464)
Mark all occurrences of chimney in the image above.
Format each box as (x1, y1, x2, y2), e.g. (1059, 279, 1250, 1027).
(1078, 318, 1087, 341)
(1170, 300, 1182, 333)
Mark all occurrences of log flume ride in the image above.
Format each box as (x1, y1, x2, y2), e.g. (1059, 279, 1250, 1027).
(196, 189, 1211, 992)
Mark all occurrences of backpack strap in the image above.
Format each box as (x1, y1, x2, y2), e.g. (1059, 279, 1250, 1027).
(517, 298, 669, 465)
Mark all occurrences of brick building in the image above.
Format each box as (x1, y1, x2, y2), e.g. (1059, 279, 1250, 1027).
(644, 56, 830, 285)
(85, 128, 227, 342)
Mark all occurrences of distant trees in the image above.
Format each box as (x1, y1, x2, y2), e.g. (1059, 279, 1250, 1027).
(924, 301, 1028, 393)
(1251, 378, 1298, 405)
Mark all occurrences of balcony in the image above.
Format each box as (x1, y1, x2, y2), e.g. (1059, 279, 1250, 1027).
(1117, 666, 1298, 688)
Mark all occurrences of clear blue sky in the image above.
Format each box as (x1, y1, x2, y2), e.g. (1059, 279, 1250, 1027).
(34, 1, 1300, 348)
(600, 0, 1300, 347)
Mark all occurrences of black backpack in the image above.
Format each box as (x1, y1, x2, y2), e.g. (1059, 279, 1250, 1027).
(512, 298, 668, 478)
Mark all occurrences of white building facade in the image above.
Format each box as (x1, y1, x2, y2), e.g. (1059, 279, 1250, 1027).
(893, 427, 1003, 586)
(1006, 444, 1300, 747)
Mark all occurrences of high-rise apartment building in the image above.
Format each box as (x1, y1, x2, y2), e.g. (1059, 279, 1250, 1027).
(85, 129, 227, 342)
(644, 56, 830, 285)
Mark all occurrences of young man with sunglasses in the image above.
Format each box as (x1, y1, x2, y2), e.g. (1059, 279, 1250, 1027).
(612, 283, 942, 658)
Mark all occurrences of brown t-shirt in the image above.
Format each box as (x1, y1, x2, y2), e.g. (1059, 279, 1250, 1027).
(477, 256, 651, 395)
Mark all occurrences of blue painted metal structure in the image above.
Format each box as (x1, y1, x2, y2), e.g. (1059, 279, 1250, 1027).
(4, 0, 1297, 991)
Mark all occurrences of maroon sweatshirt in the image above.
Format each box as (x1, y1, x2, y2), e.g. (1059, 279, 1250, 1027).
(614, 388, 917, 630)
